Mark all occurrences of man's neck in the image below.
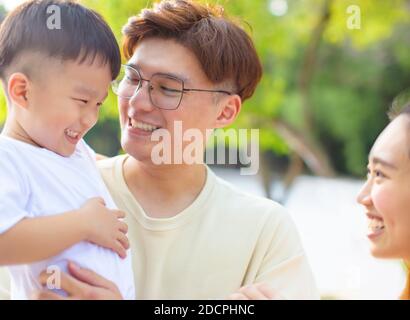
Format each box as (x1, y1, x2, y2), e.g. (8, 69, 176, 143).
(123, 156, 207, 219)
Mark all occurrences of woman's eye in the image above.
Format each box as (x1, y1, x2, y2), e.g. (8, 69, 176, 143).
(366, 168, 386, 180)
(375, 170, 385, 178)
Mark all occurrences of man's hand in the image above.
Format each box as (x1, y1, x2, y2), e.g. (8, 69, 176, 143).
(32, 262, 123, 300)
(227, 283, 282, 300)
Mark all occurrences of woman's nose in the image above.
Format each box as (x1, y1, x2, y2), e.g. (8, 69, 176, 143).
(356, 180, 372, 206)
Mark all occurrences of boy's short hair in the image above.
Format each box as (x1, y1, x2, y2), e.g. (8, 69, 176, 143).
(0, 0, 120, 81)
(122, 0, 263, 102)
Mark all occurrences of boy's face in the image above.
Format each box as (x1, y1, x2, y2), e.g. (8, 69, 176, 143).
(14, 56, 112, 157)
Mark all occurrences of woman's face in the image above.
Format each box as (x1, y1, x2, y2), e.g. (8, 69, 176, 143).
(357, 115, 410, 260)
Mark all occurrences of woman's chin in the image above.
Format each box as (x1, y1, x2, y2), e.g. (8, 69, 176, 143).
(369, 244, 398, 260)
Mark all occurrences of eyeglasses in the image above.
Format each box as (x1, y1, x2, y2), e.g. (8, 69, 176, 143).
(111, 64, 233, 110)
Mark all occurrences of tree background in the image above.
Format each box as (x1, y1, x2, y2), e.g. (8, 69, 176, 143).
(1, 0, 409, 193)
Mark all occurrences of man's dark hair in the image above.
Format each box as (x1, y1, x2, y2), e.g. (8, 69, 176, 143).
(0, 0, 120, 81)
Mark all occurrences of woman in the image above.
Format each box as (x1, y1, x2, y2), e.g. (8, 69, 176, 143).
(357, 104, 410, 300)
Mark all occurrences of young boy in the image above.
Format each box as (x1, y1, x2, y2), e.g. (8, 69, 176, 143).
(0, 0, 135, 299)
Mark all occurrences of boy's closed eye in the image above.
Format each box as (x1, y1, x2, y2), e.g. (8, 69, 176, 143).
(73, 98, 88, 104)
(73, 98, 104, 107)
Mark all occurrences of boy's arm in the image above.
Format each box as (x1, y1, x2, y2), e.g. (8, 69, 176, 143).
(0, 198, 129, 266)
(0, 209, 86, 265)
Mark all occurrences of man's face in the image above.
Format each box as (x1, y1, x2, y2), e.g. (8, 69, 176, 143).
(118, 38, 230, 164)
(16, 56, 112, 157)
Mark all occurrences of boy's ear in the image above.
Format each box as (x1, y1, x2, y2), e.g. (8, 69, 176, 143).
(7, 73, 30, 109)
(214, 94, 242, 129)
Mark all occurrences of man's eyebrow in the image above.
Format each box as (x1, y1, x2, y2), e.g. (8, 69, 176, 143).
(370, 156, 398, 169)
(127, 63, 190, 83)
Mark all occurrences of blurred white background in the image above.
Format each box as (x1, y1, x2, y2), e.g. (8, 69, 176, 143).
(0, 0, 24, 10)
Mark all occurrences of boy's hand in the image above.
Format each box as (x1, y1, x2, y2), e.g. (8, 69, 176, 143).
(80, 198, 129, 259)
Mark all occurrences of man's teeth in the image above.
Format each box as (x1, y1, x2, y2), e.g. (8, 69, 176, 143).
(368, 218, 385, 232)
(65, 129, 79, 138)
(129, 119, 159, 132)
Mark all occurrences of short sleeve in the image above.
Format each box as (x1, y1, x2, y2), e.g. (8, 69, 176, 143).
(0, 153, 31, 234)
(254, 207, 320, 299)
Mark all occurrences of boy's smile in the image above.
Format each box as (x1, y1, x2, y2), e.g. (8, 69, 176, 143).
(64, 128, 82, 145)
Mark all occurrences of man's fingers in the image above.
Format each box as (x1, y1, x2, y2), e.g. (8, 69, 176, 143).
(67, 262, 116, 291)
(227, 293, 249, 300)
(239, 285, 269, 300)
(255, 283, 282, 300)
(31, 290, 67, 300)
(118, 233, 130, 250)
(227, 283, 281, 301)
(39, 269, 86, 297)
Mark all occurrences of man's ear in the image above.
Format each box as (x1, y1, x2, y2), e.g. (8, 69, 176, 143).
(7, 73, 30, 109)
(214, 94, 242, 129)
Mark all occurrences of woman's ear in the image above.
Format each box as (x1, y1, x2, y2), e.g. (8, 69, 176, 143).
(7, 73, 30, 109)
(214, 94, 242, 129)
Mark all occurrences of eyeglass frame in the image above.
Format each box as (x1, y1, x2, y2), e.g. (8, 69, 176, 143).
(111, 64, 234, 110)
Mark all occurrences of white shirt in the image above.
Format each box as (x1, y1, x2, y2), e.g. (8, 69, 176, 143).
(0, 136, 135, 299)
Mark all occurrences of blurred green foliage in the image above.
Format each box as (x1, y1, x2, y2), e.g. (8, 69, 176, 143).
(0, 0, 409, 177)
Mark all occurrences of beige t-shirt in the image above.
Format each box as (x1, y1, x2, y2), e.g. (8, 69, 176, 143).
(97, 155, 319, 300)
